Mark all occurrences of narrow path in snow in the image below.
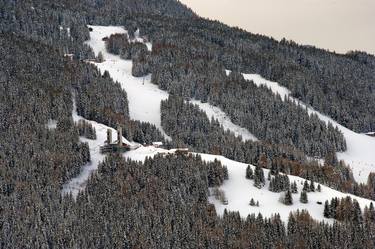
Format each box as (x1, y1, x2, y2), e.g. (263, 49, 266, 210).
(236, 70, 375, 184)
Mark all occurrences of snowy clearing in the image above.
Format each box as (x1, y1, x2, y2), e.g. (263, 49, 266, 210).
(190, 99, 258, 142)
(124, 145, 374, 222)
(238, 71, 375, 184)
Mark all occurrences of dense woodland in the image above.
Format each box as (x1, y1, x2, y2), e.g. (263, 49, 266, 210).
(2, 0, 375, 248)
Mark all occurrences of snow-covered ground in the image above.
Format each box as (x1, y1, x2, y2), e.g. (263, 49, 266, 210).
(63, 26, 374, 222)
(124, 145, 374, 222)
(239, 71, 375, 184)
(62, 103, 137, 198)
(64, 25, 257, 196)
(85, 25, 171, 140)
(190, 99, 258, 142)
(86, 26, 257, 143)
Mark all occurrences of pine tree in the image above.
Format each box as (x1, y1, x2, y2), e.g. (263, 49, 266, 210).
(303, 180, 310, 192)
(291, 181, 298, 193)
(254, 164, 265, 189)
(309, 181, 315, 192)
(324, 200, 331, 218)
(97, 51, 104, 63)
(364, 202, 375, 222)
(223, 167, 229, 180)
(246, 165, 254, 179)
(249, 198, 256, 206)
(352, 200, 363, 224)
(283, 190, 293, 206)
(300, 190, 308, 204)
(317, 184, 321, 192)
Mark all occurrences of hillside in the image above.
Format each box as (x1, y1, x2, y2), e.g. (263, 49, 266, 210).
(1, 1, 375, 248)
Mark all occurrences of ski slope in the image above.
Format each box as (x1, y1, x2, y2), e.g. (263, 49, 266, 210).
(62, 102, 137, 198)
(63, 25, 257, 197)
(124, 145, 374, 222)
(86, 26, 257, 143)
(85, 25, 171, 140)
(239, 71, 375, 184)
(190, 99, 258, 142)
(62, 106, 374, 222)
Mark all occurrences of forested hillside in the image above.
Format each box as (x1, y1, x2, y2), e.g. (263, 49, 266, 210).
(1, 0, 375, 248)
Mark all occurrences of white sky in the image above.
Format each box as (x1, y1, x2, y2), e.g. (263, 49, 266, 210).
(180, 0, 375, 55)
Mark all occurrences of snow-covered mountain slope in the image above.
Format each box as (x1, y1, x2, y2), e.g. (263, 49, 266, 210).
(62, 105, 374, 221)
(64, 26, 374, 221)
(190, 99, 258, 142)
(86, 26, 257, 143)
(85, 25, 171, 140)
(237, 71, 375, 184)
(62, 103, 137, 198)
(124, 145, 374, 223)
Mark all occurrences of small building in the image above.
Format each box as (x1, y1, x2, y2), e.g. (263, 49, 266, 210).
(64, 53, 74, 61)
(100, 126, 131, 154)
(152, 142, 163, 148)
(175, 148, 189, 156)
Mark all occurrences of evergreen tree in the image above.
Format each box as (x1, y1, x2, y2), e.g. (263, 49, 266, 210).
(283, 190, 293, 206)
(254, 164, 265, 189)
(249, 198, 256, 206)
(303, 180, 310, 192)
(97, 51, 104, 63)
(291, 181, 298, 193)
(246, 165, 254, 179)
(309, 181, 315, 192)
(324, 200, 331, 218)
(317, 184, 321, 192)
(300, 191, 308, 204)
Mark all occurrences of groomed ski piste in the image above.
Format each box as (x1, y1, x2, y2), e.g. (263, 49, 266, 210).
(62, 25, 374, 223)
(230, 71, 375, 184)
(190, 100, 258, 142)
(85, 25, 257, 143)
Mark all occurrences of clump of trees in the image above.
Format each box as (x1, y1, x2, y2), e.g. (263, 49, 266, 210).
(76, 119, 97, 139)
